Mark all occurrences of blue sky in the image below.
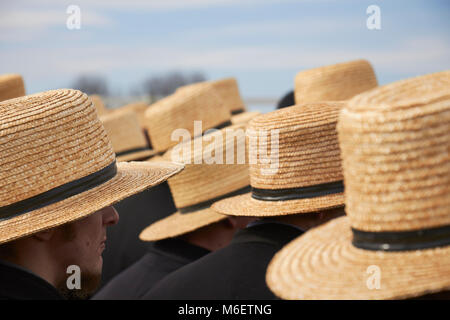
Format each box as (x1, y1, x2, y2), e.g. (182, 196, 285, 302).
(1, 0, 449, 109)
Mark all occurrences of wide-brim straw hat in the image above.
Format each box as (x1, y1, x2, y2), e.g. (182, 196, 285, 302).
(0, 74, 26, 102)
(100, 110, 156, 161)
(294, 59, 378, 104)
(212, 102, 345, 217)
(90, 94, 108, 116)
(211, 77, 246, 114)
(266, 70, 450, 300)
(144, 84, 231, 153)
(177, 77, 246, 115)
(140, 123, 250, 241)
(231, 111, 261, 125)
(113, 101, 148, 128)
(0, 89, 183, 245)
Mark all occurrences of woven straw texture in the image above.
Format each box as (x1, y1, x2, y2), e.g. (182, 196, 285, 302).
(231, 111, 261, 125)
(100, 110, 155, 161)
(140, 123, 250, 241)
(177, 77, 246, 113)
(340, 70, 450, 232)
(266, 70, 450, 300)
(211, 78, 246, 113)
(113, 101, 148, 127)
(294, 59, 378, 104)
(0, 74, 25, 102)
(267, 216, 450, 300)
(0, 89, 183, 244)
(144, 85, 231, 152)
(90, 94, 108, 116)
(147, 155, 165, 162)
(212, 102, 345, 217)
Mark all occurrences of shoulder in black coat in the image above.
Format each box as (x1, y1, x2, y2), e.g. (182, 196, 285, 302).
(142, 222, 303, 300)
(93, 238, 210, 300)
(0, 260, 63, 300)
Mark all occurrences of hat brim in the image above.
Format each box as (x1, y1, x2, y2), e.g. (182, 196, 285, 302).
(266, 216, 450, 300)
(0, 161, 183, 245)
(231, 111, 261, 125)
(116, 149, 157, 162)
(139, 207, 226, 241)
(212, 192, 344, 217)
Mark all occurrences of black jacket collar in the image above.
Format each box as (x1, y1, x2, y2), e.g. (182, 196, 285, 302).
(150, 238, 211, 262)
(0, 260, 64, 300)
(232, 221, 304, 247)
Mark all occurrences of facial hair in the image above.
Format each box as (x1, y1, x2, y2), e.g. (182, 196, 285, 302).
(57, 269, 102, 300)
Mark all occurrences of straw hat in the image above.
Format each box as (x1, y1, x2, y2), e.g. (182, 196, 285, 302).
(231, 111, 261, 125)
(114, 101, 148, 127)
(294, 59, 378, 104)
(212, 102, 345, 217)
(181, 78, 257, 126)
(139, 123, 250, 241)
(211, 78, 246, 114)
(177, 77, 246, 115)
(0, 74, 26, 102)
(0, 89, 183, 245)
(143, 84, 231, 153)
(100, 110, 156, 162)
(266, 70, 450, 300)
(90, 94, 108, 116)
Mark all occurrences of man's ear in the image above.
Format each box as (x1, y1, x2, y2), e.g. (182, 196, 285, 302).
(33, 229, 55, 242)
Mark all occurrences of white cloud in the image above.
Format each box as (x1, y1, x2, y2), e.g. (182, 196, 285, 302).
(0, 9, 113, 42)
(0, 10, 112, 29)
(178, 17, 359, 41)
(2, 35, 448, 78)
(3, 0, 305, 14)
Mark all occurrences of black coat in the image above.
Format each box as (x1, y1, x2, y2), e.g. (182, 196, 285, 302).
(92, 238, 210, 300)
(142, 222, 303, 300)
(100, 182, 177, 287)
(0, 260, 63, 300)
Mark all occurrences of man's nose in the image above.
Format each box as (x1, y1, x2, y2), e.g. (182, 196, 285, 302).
(103, 206, 119, 226)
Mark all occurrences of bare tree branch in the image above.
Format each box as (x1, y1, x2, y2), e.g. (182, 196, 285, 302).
(71, 75, 109, 95)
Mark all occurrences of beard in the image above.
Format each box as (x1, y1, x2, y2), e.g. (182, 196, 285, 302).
(56, 269, 102, 300)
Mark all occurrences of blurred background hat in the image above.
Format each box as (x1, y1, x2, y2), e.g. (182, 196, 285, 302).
(100, 110, 156, 161)
(139, 122, 250, 241)
(143, 83, 231, 153)
(90, 94, 108, 116)
(0, 74, 26, 102)
(294, 59, 378, 104)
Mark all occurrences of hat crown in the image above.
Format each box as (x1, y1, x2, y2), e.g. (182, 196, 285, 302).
(115, 101, 148, 127)
(0, 73, 26, 102)
(339, 70, 450, 232)
(247, 102, 344, 190)
(164, 123, 249, 208)
(89, 94, 107, 116)
(101, 110, 148, 156)
(177, 77, 245, 114)
(0, 89, 115, 207)
(144, 84, 231, 152)
(210, 77, 245, 113)
(294, 59, 378, 104)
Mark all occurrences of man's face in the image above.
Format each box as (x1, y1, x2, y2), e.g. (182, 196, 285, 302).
(52, 206, 119, 299)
